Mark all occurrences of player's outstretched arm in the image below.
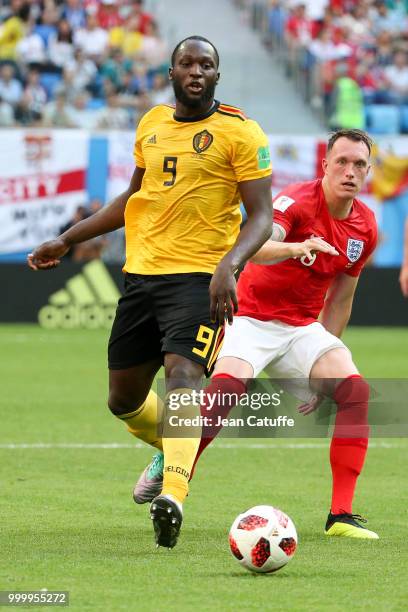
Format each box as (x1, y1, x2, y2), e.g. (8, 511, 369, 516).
(28, 167, 145, 270)
(319, 273, 359, 338)
(209, 175, 273, 325)
(251, 235, 339, 265)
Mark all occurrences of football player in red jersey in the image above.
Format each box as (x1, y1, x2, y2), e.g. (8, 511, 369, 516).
(211, 128, 378, 538)
(136, 129, 380, 539)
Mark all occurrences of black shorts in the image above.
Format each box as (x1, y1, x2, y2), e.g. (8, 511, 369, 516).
(108, 273, 224, 375)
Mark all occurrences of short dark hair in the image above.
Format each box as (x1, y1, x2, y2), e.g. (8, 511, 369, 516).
(171, 36, 219, 68)
(327, 129, 373, 155)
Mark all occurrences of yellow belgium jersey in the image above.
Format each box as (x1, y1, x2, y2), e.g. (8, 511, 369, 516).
(124, 101, 272, 275)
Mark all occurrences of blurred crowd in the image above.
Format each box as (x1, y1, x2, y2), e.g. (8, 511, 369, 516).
(60, 199, 125, 261)
(238, 0, 408, 133)
(0, 0, 172, 128)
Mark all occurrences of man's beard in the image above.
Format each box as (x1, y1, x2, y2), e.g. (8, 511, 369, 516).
(172, 79, 216, 110)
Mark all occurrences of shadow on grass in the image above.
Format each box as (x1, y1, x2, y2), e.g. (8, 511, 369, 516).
(208, 570, 292, 579)
(202, 567, 347, 580)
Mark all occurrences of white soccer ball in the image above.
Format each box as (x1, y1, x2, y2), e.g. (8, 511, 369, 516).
(229, 505, 297, 573)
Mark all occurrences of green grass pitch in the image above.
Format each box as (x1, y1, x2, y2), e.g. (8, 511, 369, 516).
(1, 325, 407, 611)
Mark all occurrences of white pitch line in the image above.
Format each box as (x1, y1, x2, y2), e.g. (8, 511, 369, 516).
(0, 442, 403, 449)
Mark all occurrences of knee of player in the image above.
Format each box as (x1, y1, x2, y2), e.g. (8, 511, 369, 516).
(107, 390, 145, 416)
(333, 376, 370, 436)
(334, 376, 370, 425)
(164, 358, 203, 390)
(356, 376, 370, 403)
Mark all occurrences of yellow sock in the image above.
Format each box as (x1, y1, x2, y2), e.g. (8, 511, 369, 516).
(161, 388, 202, 504)
(116, 390, 163, 450)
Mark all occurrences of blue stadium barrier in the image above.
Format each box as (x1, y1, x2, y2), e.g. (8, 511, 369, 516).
(86, 136, 108, 201)
(365, 104, 400, 135)
(374, 192, 408, 266)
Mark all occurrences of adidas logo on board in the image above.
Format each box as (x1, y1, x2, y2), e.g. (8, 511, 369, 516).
(38, 260, 120, 330)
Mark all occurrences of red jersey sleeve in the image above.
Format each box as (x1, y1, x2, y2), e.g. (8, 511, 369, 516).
(344, 213, 378, 277)
(272, 191, 302, 236)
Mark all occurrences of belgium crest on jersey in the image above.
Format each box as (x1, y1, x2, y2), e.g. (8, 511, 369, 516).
(193, 130, 213, 153)
(347, 238, 364, 263)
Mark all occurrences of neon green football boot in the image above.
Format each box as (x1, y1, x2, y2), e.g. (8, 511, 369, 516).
(325, 512, 379, 539)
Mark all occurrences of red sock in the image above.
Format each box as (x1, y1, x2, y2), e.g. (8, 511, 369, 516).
(330, 375, 370, 514)
(190, 374, 247, 479)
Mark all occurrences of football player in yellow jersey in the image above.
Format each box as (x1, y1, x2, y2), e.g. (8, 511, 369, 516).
(28, 35, 273, 549)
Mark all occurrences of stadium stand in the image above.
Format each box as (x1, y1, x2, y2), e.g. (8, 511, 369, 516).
(0, 0, 170, 128)
(238, 0, 408, 134)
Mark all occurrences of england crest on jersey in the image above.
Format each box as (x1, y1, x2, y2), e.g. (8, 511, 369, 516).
(347, 238, 364, 263)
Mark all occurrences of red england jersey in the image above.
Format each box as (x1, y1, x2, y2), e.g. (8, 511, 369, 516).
(237, 179, 378, 326)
